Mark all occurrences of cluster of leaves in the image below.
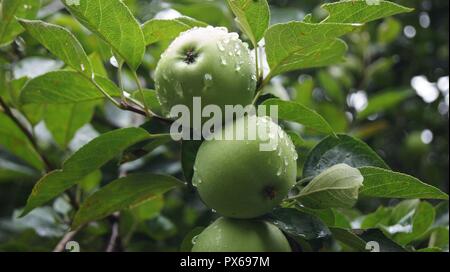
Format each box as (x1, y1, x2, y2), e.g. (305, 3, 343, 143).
(0, 0, 448, 252)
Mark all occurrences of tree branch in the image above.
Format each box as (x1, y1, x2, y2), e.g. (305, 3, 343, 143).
(53, 228, 81, 252)
(119, 100, 174, 125)
(106, 213, 123, 252)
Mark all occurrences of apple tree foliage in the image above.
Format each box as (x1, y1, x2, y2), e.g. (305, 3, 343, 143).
(0, 0, 448, 252)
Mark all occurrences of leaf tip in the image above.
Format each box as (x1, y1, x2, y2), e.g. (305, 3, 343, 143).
(18, 206, 32, 218)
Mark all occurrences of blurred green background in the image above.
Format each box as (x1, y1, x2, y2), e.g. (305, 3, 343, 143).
(0, 0, 448, 251)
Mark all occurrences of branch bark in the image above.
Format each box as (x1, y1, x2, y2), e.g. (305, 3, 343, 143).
(53, 229, 80, 252)
(106, 213, 123, 252)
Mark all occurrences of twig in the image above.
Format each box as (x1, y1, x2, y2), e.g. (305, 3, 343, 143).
(119, 100, 174, 125)
(131, 71, 151, 117)
(89, 77, 123, 109)
(106, 214, 123, 252)
(53, 228, 81, 252)
(251, 71, 274, 105)
(254, 45, 260, 82)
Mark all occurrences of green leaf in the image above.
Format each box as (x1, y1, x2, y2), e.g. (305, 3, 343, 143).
(331, 227, 406, 252)
(433, 202, 449, 228)
(120, 134, 173, 164)
(361, 206, 393, 229)
(131, 196, 164, 222)
(0, 0, 40, 46)
(317, 70, 344, 106)
(395, 201, 436, 245)
(332, 209, 352, 229)
(18, 19, 93, 77)
(390, 199, 420, 225)
(78, 170, 102, 193)
(296, 164, 364, 209)
(286, 131, 307, 148)
(321, 0, 413, 24)
(0, 112, 44, 170)
(6, 76, 27, 107)
(294, 75, 314, 106)
(21, 127, 153, 216)
(359, 229, 407, 252)
(303, 134, 389, 178)
(264, 22, 360, 76)
(63, 0, 145, 71)
(262, 99, 336, 136)
(172, 2, 231, 30)
(130, 89, 162, 115)
(72, 173, 183, 229)
(180, 227, 205, 252)
(377, 17, 402, 44)
(20, 71, 121, 105)
(330, 227, 366, 251)
(266, 208, 331, 241)
(141, 16, 207, 46)
(359, 167, 449, 200)
(357, 89, 413, 120)
(44, 101, 97, 149)
(226, 0, 270, 45)
(88, 52, 108, 77)
(294, 206, 334, 226)
(428, 227, 449, 251)
(296, 206, 351, 229)
(417, 247, 445, 252)
(2, 76, 44, 125)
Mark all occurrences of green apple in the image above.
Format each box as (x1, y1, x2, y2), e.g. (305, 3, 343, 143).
(192, 217, 291, 252)
(154, 26, 256, 121)
(192, 115, 298, 219)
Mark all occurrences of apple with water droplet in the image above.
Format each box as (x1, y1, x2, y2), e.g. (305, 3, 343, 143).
(154, 26, 257, 122)
(192, 115, 298, 219)
(192, 217, 292, 252)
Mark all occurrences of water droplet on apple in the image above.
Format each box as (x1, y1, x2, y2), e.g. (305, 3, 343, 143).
(217, 41, 225, 52)
(162, 73, 169, 81)
(220, 57, 227, 66)
(203, 74, 213, 91)
(229, 33, 239, 41)
(191, 235, 199, 245)
(217, 27, 228, 33)
(174, 82, 184, 98)
(276, 165, 283, 176)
